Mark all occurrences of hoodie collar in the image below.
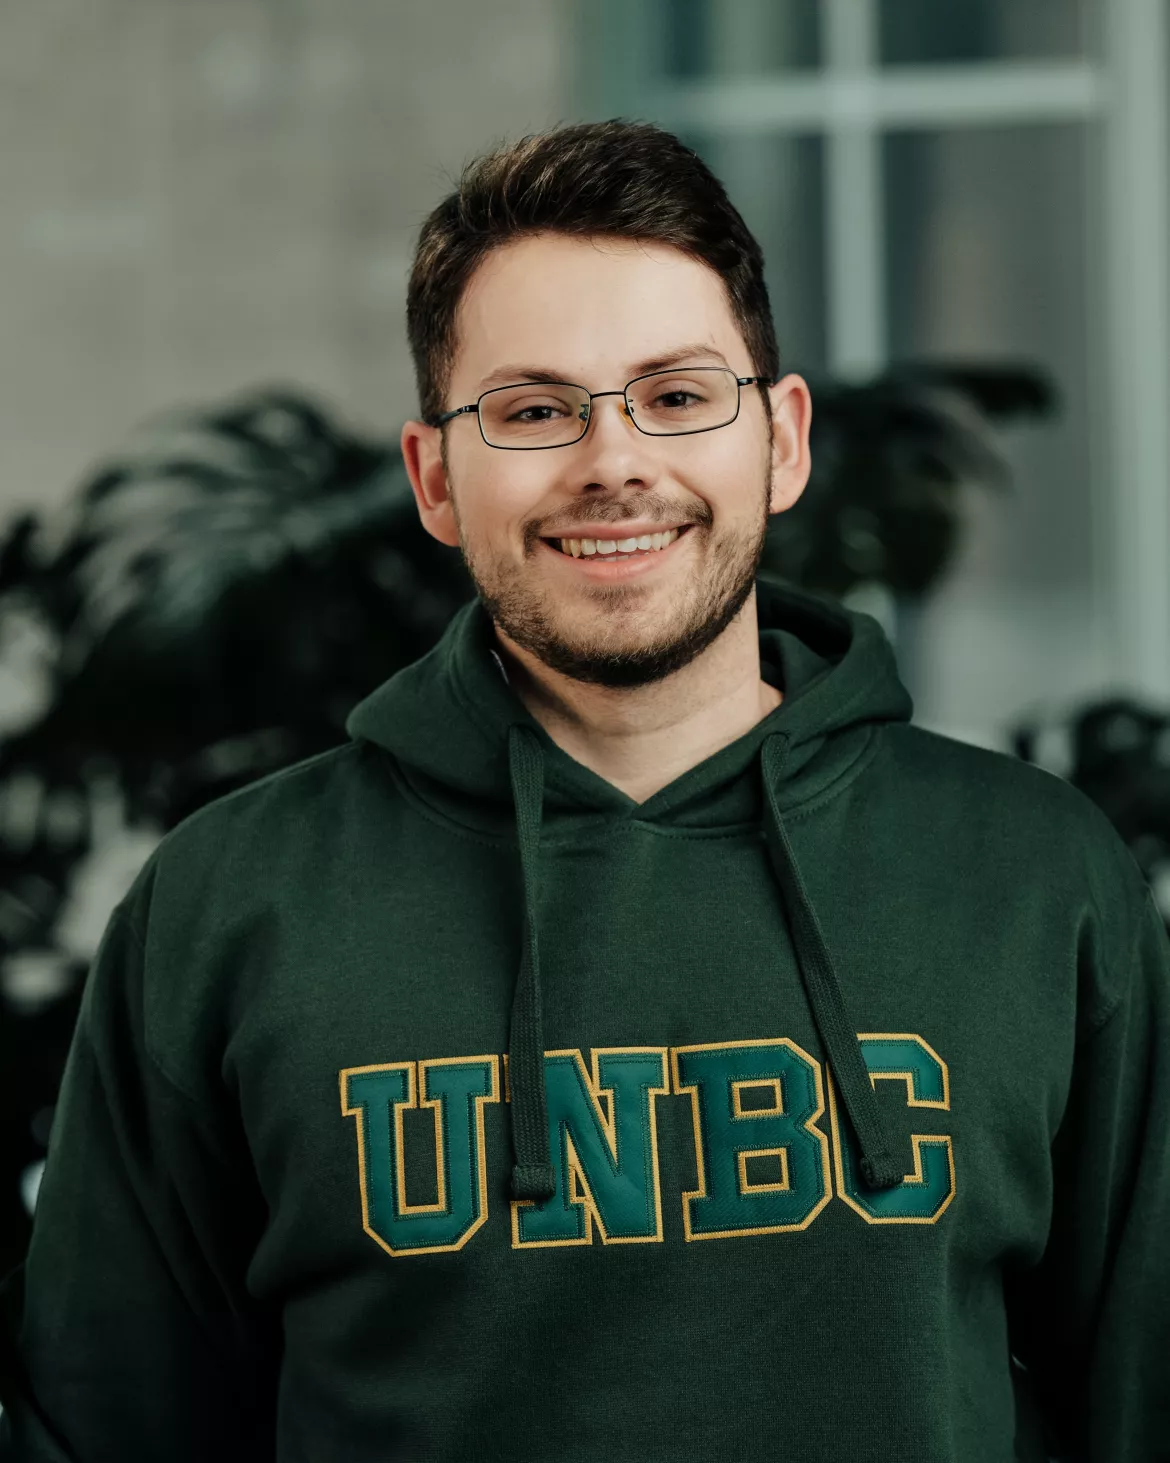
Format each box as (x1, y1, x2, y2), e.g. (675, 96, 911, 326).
(346, 573, 913, 834)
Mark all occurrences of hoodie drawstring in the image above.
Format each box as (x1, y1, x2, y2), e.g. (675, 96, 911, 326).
(759, 732, 902, 1189)
(506, 725, 557, 1201)
(503, 721, 903, 1203)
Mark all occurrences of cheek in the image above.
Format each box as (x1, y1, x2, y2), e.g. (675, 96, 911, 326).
(684, 415, 760, 469)
(451, 456, 555, 540)
(676, 439, 762, 509)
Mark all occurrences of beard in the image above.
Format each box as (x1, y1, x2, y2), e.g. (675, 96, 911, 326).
(447, 456, 774, 691)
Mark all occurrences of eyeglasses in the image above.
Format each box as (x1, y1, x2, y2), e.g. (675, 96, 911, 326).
(427, 367, 774, 450)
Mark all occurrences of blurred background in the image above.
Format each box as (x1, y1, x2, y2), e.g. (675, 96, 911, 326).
(0, 0, 1168, 1309)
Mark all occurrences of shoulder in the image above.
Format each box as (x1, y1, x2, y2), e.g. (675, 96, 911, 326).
(125, 740, 393, 918)
(881, 721, 1150, 920)
(875, 724, 1156, 1031)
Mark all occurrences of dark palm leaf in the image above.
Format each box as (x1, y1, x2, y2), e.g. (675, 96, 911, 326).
(0, 389, 477, 826)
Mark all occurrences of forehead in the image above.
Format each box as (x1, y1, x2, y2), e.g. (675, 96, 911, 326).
(451, 233, 744, 393)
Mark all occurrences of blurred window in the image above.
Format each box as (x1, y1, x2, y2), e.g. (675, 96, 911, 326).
(665, 0, 821, 78)
(882, 122, 1096, 732)
(878, 0, 1095, 66)
(678, 130, 827, 376)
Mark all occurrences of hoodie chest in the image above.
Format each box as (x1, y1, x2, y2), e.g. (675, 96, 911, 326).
(225, 823, 1060, 1299)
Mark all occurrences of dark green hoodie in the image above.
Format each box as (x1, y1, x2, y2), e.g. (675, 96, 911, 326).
(1, 574, 1167, 1463)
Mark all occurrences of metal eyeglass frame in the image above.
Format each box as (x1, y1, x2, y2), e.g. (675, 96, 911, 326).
(426, 367, 776, 450)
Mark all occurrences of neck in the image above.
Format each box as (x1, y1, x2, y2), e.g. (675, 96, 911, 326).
(493, 620, 783, 806)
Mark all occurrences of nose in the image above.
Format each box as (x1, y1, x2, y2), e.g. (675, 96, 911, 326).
(580, 391, 636, 439)
(567, 391, 662, 493)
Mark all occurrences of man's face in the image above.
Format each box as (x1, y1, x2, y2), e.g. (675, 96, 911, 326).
(403, 232, 809, 690)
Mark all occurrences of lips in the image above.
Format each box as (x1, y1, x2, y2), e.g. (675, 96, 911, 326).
(538, 524, 695, 583)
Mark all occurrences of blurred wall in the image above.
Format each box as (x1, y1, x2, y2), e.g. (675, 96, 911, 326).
(0, 1, 571, 520)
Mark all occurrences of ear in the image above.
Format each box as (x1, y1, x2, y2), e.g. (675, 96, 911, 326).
(401, 419, 461, 548)
(766, 374, 813, 515)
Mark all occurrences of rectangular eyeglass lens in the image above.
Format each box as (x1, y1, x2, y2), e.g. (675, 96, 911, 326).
(481, 384, 586, 444)
(629, 368, 736, 434)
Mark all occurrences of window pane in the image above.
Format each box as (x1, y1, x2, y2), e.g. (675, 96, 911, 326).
(682, 132, 827, 376)
(882, 124, 1103, 743)
(665, 0, 820, 78)
(879, 0, 1097, 66)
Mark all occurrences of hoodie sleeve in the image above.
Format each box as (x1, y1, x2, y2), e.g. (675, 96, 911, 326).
(1005, 885, 1170, 1462)
(0, 898, 280, 1462)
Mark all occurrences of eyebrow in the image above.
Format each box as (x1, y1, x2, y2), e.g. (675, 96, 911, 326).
(475, 342, 732, 393)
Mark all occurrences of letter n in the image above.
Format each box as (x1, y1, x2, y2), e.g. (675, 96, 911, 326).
(511, 1048, 670, 1248)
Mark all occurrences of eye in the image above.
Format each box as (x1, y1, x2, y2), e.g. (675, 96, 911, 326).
(653, 389, 704, 410)
(508, 404, 565, 424)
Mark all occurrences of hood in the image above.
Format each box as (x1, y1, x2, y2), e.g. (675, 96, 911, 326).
(346, 572, 915, 1199)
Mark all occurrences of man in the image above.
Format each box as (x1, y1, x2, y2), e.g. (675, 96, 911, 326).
(1, 118, 1167, 1462)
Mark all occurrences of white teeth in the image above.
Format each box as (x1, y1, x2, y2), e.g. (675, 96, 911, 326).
(559, 527, 681, 558)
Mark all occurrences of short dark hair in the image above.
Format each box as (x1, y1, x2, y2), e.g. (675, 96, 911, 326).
(405, 118, 780, 430)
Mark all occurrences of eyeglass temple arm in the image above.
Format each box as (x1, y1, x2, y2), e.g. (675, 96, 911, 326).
(429, 404, 478, 428)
